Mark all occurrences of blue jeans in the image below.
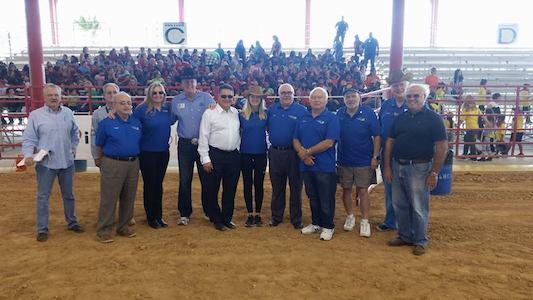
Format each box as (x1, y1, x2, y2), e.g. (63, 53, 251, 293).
(391, 161, 431, 248)
(380, 163, 397, 229)
(302, 172, 336, 229)
(35, 164, 78, 233)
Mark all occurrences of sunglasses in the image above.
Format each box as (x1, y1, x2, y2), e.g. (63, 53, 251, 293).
(220, 95, 234, 99)
(406, 94, 422, 100)
(153, 91, 165, 95)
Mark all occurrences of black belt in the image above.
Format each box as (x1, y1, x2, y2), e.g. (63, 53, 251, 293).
(395, 158, 431, 165)
(179, 138, 199, 145)
(271, 145, 293, 151)
(106, 156, 137, 162)
(209, 146, 238, 154)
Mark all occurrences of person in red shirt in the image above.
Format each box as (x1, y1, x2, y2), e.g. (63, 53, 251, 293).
(424, 67, 439, 92)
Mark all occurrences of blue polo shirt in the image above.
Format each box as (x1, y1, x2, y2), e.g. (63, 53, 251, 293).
(337, 106, 380, 167)
(95, 116, 142, 157)
(379, 97, 408, 145)
(240, 112, 268, 154)
(133, 103, 177, 152)
(293, 109, 340, 173)
(267, 102, 308, 147)
(171, 91, 215, 139)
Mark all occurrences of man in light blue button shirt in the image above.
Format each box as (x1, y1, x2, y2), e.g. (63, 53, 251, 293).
(22, 84, 84, 242)
(171, 68, 215, 225)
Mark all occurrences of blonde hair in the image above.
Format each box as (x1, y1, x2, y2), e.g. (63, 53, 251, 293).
(241, 96, 267, 121)
(142, 82, 166, 114)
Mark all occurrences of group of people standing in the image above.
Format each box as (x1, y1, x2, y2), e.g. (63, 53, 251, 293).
(22, 67, 447, 255)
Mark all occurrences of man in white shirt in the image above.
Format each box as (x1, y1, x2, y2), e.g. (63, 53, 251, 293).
(198, 84, 241, 231)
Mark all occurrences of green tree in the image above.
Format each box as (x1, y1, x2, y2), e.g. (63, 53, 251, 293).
(75, 16, 101, 38)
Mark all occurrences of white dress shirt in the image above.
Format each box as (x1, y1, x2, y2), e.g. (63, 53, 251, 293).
(198, 104, 241, 164)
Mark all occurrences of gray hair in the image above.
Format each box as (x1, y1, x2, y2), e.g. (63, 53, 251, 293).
(103, 82, 119, 92)
(44, 83, 61, 93)
(309, 87, 329, 103)
(277, 83, 294, 95)
(407, 84, 430, 100)
(112, 91, 131, 103)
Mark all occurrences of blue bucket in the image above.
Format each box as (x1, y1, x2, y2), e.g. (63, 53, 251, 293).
(431, 150, 453, 196)
(74, 160, 87, 172)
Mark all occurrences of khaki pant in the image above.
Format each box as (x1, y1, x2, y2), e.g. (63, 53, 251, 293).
(96, 157, 139, 236)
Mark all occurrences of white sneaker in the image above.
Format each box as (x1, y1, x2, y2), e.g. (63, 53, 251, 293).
(203, 214, 210, 221)
(320, 228, 335, 241)
(360, 221, 371, 237)
(301, 224, 322, 235)
(177, 217, 189, 225)
(343, 215, 356, 231)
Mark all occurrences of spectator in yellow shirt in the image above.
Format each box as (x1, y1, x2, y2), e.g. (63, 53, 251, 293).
(460, 96, 481, 159)
(495, 116, 509, 155)
(478, 79, 488, 105)
(511, 107, 525, 155)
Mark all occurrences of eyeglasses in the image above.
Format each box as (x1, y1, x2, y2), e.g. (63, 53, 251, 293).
(220, 95, 234, 99)
(406, 94, 422, 100)
(153, 91, 165, 95)
(280, 91, 293, 95)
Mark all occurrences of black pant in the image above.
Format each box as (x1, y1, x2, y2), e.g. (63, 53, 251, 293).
(140, 150, 169, 222)
(178, 139, 208, 218)
(268, 148, 302, 225)
(302, 172, 337, 229)
(363, 53, 376, 70)
(205, 146, 241, 224)
(462, 130, 479, 156)
(241, 153, 267, 214)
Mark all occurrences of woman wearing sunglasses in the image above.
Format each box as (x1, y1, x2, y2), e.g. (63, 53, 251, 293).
(132, 82, 177, 229)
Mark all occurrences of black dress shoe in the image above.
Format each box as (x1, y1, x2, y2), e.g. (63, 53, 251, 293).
(214, 223, 227, 231)
(158, 218, 168, 228)
(36, 232, 48, 242)
(225, 221, 237, 229)
(254, 215, 263, 227)
(148, 220, 162, 229)
(68, 224, 85, 233)
(245, 215, 255, 227)
(268, 220, 281, 227)
(293, 223, 304, 229)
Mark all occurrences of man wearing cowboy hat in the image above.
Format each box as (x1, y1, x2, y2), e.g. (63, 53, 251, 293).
(376, 69, 413, 232)
(171, 67, 215, 225)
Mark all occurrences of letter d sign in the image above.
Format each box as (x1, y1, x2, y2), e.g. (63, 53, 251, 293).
(498, 24, 518, 44)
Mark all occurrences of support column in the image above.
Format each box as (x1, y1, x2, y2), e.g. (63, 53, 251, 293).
(389, 0, 405, 73)
(179, 0, 185, 22)
(49, 0, 59, 45)
(305, 0, 311, 49)
(25, 0, 46, 110)
(430, 0, 439, 47)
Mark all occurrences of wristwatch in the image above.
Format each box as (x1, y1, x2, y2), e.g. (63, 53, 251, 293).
(373, 155, 380, 160)
(430, 171, 439, 177)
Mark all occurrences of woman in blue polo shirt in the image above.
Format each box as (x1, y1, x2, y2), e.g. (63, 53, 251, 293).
(293, 87, 340, 241)
(133, 82, 177, 229)
(239, 86, 268, 227)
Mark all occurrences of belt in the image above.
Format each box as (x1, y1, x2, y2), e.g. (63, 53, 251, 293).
(271, 145, 293, 151)
(106, 156, 137, 162)
(209, 146, 238, 154)
(395, 158, 431, 165)
(179, 138, 199, 145)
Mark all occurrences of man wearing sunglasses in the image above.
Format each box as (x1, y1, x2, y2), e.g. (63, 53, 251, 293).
(382, 84, 447, 256)
(198, 84, 241, 231)
(171, 68, 215, 226)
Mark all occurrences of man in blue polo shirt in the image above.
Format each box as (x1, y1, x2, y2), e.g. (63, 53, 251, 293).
(267, 83, 308, 229)
(171, 68, 215, 225)
(337, 89, 380, 237)
(377, 69, 412, 232)
(293, 87, 340, 241)
(95, 92, 142, 243)
(383, 84, 447, 256)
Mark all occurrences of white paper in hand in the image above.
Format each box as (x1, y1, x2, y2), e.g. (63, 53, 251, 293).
(16, 149, 49, 167)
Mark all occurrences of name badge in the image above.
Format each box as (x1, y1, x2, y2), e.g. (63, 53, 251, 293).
(288, 115, 297, 120)
(316, 120, 325, 124)
(356, 117, 366, 122)
(178, 103, 186, 109)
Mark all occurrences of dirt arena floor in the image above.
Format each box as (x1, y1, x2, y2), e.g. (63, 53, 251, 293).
(0, 170, 532, 299)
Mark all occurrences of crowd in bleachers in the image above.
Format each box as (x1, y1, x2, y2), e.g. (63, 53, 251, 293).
(0, 35, 383, 113)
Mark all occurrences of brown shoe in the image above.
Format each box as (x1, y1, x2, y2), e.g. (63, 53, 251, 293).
(117, 228, 137, 238)
(413, 245, 426, 256)
(387, 237, 412, 247)
(96, 234, 114, 243)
